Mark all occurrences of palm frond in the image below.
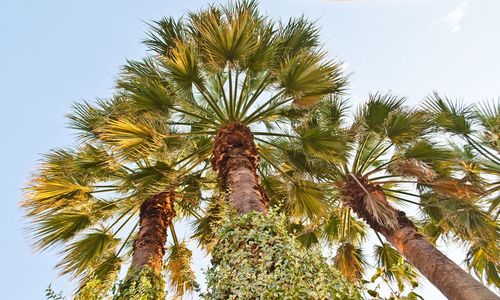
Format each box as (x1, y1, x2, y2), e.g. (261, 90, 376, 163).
(423, 91, 473, 135)
(275, 50, 344, 107)
(420, 193, 498, 242)
(162, 41, 203, 92)
(190, 0, 263, 69)
(24, 176, 93, 215)
(474, 99, 499, 151)
(333, 242, 366, 282)
(382, 110, 430, 144)
(77, 253, 123, 297)
(374, 242, 419, 287)
(191, 197, 225, 251)
(144, 17, 185, 56)
(285, 179, 329, 220)
(96, 117, 167, 161)
(277, 17, 320, 56)
(165, 241, 198, 298)
(31, 211, 92, 251)
(118, 59, 175, 114)
(465, 241, 500, 287)
(357, 92, 405, 132)
(66, 101, 106, 141)
(56, 229, 119, 278)
(299, 127, 349, 159)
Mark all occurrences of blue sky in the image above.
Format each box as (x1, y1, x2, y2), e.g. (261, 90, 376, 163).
(1, 0, 499, 299)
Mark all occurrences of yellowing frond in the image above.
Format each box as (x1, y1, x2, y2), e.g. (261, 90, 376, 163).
(333, 242, 366, 282)
(165, 241, 198, 298)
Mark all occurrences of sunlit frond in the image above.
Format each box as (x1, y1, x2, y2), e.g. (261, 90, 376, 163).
(165, 241, 198, 298)
(275, 50, 344, 107)
(96, 117, 168, 161)
(465, 241, 500, 287)
(162, 41, 203, 92)
(56, 229, 119, 278)
(31, 211, 92, 251)
(299, 127, 349, 159)
(190, 0, 263, 69)
(77, 253, 123, 296)
(25, 176, 93, 214)
(333, 242, 366, 282)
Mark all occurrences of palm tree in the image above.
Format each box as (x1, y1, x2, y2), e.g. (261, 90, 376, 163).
(260, 94, 498, 299)
(424, 93, 500, 288)
(23, 104, 203, 298)
(118, 0, 346, 216)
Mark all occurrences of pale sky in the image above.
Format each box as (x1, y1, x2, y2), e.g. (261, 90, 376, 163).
(1, 1, 499, 299)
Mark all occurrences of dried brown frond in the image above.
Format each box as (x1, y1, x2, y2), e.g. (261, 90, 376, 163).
(429, 178, 486, 199)
(390, 158, 437, 182)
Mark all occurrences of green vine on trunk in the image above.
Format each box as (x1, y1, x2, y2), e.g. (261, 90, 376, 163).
(112, 267, 166, 300)
(203, 210, 360, 299)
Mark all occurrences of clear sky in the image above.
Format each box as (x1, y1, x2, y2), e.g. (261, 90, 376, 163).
(1, 0, 499, 299)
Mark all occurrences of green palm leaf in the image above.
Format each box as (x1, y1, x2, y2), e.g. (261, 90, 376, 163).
(56, 229, 119, 278)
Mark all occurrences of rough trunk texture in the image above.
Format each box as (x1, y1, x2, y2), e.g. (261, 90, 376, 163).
(131, 191, 175, 273)
(212, 122, 268, 214)
(342, 176, 498, 300)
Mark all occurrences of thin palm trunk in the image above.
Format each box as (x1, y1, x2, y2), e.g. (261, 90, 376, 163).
(212, 122, 268, 213)
(343, 176, 498, 300)
(131, 191, 175, 272)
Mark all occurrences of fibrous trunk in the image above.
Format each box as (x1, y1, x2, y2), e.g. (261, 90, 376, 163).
(212, 122, 268, 213)
(342, 176, 498, 300)
(131, 191, 175, 272)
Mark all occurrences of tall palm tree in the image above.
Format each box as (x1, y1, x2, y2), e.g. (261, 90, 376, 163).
(23, 102, 203, 298)
(424, 93, 500, 288)
(259, 94, 498, 299)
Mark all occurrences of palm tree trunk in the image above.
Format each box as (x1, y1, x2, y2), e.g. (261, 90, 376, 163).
(131, 191, 175, 272)
(212, 122, 268, 213)
(343, 176, 498, 300)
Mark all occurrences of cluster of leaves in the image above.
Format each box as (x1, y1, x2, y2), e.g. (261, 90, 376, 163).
(203, 210, 360, 299)
(113, 267, 166, 300)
